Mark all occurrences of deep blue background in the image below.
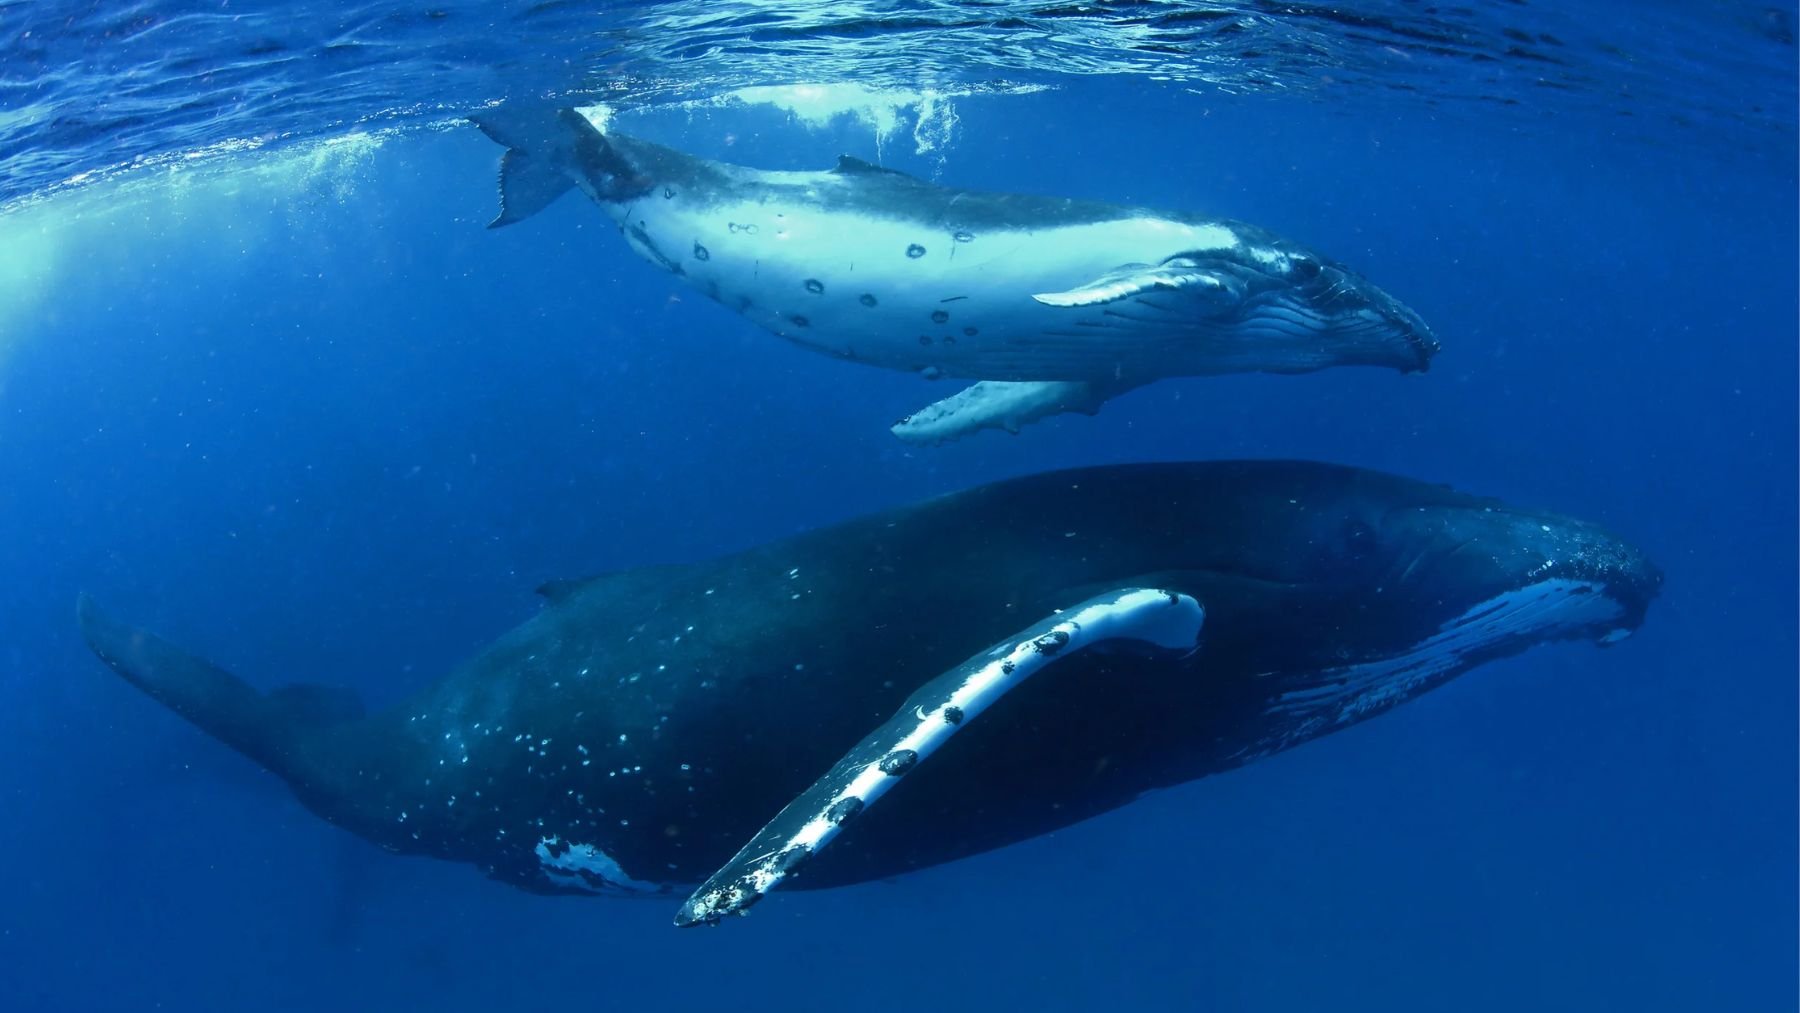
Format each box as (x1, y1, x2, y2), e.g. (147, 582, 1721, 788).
(1, 83, 1793, 1010)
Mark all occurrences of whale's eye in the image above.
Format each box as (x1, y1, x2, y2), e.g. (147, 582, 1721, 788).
(1290, 256, 1322, 281)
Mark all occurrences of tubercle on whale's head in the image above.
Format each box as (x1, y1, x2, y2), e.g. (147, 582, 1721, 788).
(1332, 265, 1441, 373)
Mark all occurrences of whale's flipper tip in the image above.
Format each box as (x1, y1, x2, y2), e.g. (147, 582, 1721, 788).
(675, 588, 1204, 927)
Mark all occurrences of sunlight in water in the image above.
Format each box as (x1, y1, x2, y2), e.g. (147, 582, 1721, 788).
(0, 129, 394, 377)
(0, 217, 62, 373)
(719, 82, 1001, 158)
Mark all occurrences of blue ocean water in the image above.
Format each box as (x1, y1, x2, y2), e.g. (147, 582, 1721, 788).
(1, 3, 1795, 1010)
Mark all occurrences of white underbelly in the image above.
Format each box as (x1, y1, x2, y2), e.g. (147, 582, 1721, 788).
(607, 197, 1241, 381)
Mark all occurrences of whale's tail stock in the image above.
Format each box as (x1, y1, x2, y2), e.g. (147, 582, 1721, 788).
(468, 105, 646, 227)
(76, 594, 364, 789)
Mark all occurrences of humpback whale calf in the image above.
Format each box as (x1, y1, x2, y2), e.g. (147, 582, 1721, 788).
(471, 108, 1440, 443)
(80, 461, 1657, 925)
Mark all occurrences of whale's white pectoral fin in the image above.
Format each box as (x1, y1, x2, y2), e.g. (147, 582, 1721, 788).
(673, 588, 1204, 927)
(1032, 263, 1235, 309)
(890, 379, 1146, 446)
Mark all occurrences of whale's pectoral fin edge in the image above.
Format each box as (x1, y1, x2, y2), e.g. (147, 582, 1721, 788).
(890, 378, 1148, 446)
(1033, 262, 1237, 309)
(673, 588, 1204, 927)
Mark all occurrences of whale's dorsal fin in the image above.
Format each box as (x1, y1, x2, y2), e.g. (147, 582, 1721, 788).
(536, 561, 692, 607)
(832, 155, 918, 179)
(535, 577, 595, 604)
(674, 587, 1204, 927)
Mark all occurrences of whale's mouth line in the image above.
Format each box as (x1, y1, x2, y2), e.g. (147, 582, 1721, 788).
(1265, 260, 1440, 370)
(1240, 301, 1434, 368)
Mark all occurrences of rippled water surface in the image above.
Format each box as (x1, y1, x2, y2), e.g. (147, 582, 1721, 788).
(2, 0, 1793, 206)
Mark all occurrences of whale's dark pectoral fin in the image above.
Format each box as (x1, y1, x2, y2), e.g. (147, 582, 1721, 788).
(76, 595, 361, 781)
(890, 378, 1147, 445)
(1032, 263, 1238, 309)
(674, 588, 1204, 927)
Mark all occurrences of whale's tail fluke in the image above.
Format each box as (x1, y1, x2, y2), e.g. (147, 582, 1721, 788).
(77, 594, 364, 785)
(469, 105, 646, 227)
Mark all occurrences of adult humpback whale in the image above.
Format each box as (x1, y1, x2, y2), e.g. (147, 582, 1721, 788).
(471, 108, 1440, 443)
(80, 462, 1658, 926)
